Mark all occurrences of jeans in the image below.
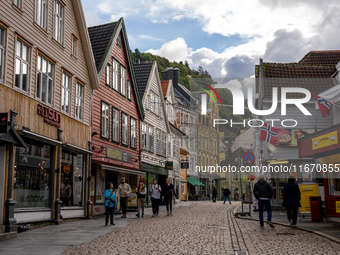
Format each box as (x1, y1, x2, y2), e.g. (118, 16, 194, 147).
(105, 206, 114, 224)
(286, 206, 298, 225)
(224, 195, 231, 204)
(151, 197, 160, 215)
(165, 197, 172, 212)
(137, 198, 145, 215)
(258, 199, 272, 226)
(120, 197, 128, 214)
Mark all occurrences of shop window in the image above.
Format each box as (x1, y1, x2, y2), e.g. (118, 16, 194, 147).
(0, 26, 5, 83)
(15, 39, 30, 92)
(35, 0, 47, 30)
(141, 123, 147, 149)
(101, 102, 110, 139)
(75, 82, 84, 120)
(61, 72, 71, 114)
(53, 0, 64, 44)
(112, 59, 118, 91)
(37, 54, 54, 105)
(112, 107, 120, 142)
(120, 66, 126, 96)
(60, 152, 84, 207)
(131, 118, 136, 148)
(329, 172, 340, 196)
(14, 145, 51, 208)
(122, 113, 128, 145)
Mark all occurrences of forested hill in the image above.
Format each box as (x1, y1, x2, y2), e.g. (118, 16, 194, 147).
(131, 49, 211, 89)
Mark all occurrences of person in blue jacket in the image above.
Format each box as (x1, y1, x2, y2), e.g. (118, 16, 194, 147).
(282, 175, 301, 227)
(105, 182, 117, 226)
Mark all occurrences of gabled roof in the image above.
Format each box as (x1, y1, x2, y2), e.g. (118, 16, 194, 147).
(88, 22, 117, 71)
(133, 62, 154, 100)
(87, 18, 144, 120)
(299, 50, 340, 66)
(71, 0, 99, 90)
(161, 80, 170, 98)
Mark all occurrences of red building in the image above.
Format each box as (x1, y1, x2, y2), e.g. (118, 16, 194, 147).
(88, 18, 144, 215)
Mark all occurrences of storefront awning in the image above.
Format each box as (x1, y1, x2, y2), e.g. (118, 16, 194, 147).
(142, 162, 168, 176)
(100, 164, 146, 175)
(187, 177, 205, 186)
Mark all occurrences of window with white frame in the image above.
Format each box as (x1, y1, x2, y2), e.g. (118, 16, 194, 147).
(120, 66, 126, 96)
(149, 126, 154, 152)
(106, 64, 110, 87)
(162, 133, 166, 156)
(232, 172, 239, 182)
(36, 54, 54, 105)
(156, 129, 161, 154)
(72, 36, 77, 57)
(128, 81, 131, 100)
(53, 1, 64, 44)
(112, 108, 120, 142)
(168, 136, 171, 157)
(141, 123, 147, 149)
(35, 0, 47, 29)
(155, 96, 159, 115)
(122, 114, 128, 145)
(61, 72, 71, 114)
(150, 93, 154, 112)
(101, 102, 110, 139)
(112, 59, 118, 91)
(180, 113, 183, 124)
(75, 82, 84, 120)
(0, 27, 5, 83)
(15, 40, 30, 92)
(14, 0, 22, 8)
(181, 182, 185, 194)
(131, 118, 136, 148)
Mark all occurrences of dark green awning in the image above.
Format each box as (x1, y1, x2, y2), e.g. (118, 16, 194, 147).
(187, 177, 205, 186)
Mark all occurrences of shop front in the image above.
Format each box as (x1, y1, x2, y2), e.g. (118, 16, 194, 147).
(298, 124, 340, 220)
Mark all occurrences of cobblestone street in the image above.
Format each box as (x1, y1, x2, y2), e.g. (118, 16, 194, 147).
(61, 202, 340, 255)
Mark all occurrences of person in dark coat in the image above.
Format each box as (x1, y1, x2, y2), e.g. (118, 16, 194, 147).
(162, 178, 176, 216)
(253, 174, 274, 228)
(223, 187, 231, 204)
(282, 175, 301, 227)
(212, 186, 217, 203)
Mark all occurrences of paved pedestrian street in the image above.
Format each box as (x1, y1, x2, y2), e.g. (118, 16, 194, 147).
(60, 202, 340, 255)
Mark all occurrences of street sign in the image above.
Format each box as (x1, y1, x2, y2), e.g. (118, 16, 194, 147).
(243, 151, 255, 165)
(250, 175, 255, 181)
(181, 162, 189, 169)
(0, 113, 8, 133)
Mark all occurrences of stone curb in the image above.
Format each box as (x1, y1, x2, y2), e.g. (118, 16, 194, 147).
(233, 207, 340, 245)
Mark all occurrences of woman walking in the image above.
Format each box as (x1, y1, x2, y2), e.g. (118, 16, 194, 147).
(212, 186, 217, 203)
(282, 175, 301, 227)
(162, 178, 176, 216)
(136, 181, 147, 218)
(105, 182, 117, 226)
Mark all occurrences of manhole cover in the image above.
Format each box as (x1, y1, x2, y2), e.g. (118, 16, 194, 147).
(204, 226, 230, 229)
(276, 233, 295, 236)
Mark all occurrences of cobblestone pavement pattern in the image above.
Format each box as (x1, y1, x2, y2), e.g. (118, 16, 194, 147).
(61, 202, 340, 255)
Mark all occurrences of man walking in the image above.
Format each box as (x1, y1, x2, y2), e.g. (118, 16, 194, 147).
(117, 177, 131, 218)
(223, 187, 231, 204)
(60, 179, 72, 206)
(253, 174, 274, 228)
(150, 179, 162, 217)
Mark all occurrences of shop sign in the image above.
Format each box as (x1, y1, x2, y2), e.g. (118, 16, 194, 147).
(106, 146, 132, 163)
(0, 113, 8, 133)
(336, 201, 340, 214)
(275, 129, 315, 147)
(165, 161, 173, 170)
(181, 162, 189, 169)
(298, 184, 319, 213)
(63, 165, 71, 174)
(312, 131, 337, 150)
(37, 104, 61, 128)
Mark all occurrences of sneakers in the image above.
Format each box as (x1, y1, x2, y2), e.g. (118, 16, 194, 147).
(142, 213, 144, 218)
(260, 225, 264, 228)
(105, 223, 108, 226)
(136, 213, 139, 218)
(170, 211, 173, 216)
(110, 223, 115, 226)
(152, 214, 155, 217)
(289, 219, 293, 227)
(166, 212, 169, 216)
(267, 222, 275, 228)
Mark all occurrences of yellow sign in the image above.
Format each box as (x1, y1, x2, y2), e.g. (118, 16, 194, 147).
(312, 131, 337, 150)
(336, 201, 340, 214)
(243, 175, 248, 181)
(299, 184, 319, 213)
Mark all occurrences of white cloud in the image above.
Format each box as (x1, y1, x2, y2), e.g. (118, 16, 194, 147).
(138, 35, 165, 42)
(146, 37, 192, 63)
(84, 11, 101, 27)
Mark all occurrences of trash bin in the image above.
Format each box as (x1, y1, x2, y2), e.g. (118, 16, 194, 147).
(310, 196, 322, 221)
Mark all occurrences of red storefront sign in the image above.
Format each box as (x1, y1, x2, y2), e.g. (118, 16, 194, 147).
(37, 104, 61, 128)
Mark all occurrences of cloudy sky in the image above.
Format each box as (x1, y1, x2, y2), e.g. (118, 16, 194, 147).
(81, 0, 340, 78)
